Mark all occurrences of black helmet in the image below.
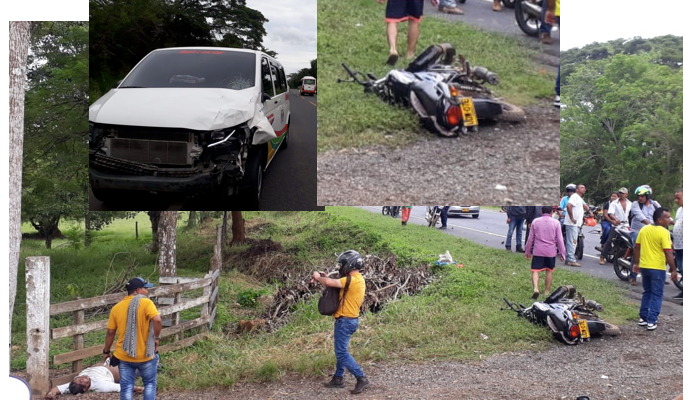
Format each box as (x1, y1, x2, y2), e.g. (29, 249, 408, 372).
(337, 250, 363, 275)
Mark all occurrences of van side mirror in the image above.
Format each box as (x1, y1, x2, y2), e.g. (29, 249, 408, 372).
(261, 92, 272, 103)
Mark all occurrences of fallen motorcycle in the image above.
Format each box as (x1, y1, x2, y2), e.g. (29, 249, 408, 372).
(338, 44, 525, 137)
(425, 206, 441, 228)
(503, 285, 620, 345)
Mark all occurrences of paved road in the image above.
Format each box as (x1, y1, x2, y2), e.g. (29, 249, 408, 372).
(89, 90, 320, 211)
(360, 206, 683, 315)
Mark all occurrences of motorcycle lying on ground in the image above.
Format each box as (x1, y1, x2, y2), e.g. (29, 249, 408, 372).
(338, 43, 525, 137)
(515, 0, 544, 37)
(503, 285, 621, 345)
(425, 206, 441, 228)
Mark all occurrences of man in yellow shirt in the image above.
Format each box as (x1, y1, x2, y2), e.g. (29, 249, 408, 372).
(632, 208, 678, 330)
(103, 277, 162, 399)
(312, 250, 369, 394)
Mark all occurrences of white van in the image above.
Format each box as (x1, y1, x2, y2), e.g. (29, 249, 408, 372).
(88, 47, 291, 209)
(300, 75, 316, 96)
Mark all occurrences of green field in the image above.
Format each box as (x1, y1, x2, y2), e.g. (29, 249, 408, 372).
(12, 209, 637, 390)
(317, 0, 555, 152)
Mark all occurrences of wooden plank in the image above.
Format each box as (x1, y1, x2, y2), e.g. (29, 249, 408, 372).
(157, 297, 191, 306)
(209, 304, 217, 329)
(204, 268, 220, 282)
(209, 285, 219, 306)
(52, 319, 108, 340)
(26, 256, 51, 398)
(161, 317, 209, 338)
(158, 333, 207, 354)
(158, 276, 202, 285)
(50, 278, 212, 315)
(54, 344, 104, 366)
(157, 295, 210, 316)
(72, 310, 84, 373)
(51, 372, 79, 389)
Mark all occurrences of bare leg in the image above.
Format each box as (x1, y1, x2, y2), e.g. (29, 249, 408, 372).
(387, 22, 399, 56)
(407, 20, 420, 59)
(532, 271, 539, 293)
(544, 270, 554, 295)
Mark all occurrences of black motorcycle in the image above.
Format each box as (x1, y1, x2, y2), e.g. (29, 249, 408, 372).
(515, 0, 544, 37)
(382, 206, 401, 218)
(503, 285, 620, 345)
(339, 44, 524, 137)
(425, 206, 441, 228)
(611, 226, 635, 282)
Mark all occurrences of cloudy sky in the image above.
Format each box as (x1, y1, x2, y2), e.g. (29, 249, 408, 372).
(562, 0, 684, 51)
(245, 0, 317, 76)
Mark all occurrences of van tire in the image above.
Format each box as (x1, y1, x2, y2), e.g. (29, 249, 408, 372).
(281, 118, 290, 150)
(91, 188, 117, 203)
(240, 148, 264, 210)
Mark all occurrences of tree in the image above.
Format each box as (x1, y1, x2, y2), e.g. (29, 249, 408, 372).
(148, 211, 162, 253)
(230, 211, 246, 245)
(85, 211, 138, 247)
(157, 212, 178, 276)
(9, 20, 32, 349)
(187, 211, 197, 229)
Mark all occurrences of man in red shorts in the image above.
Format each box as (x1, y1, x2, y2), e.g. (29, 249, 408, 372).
(525, 206, 566, 300)
(378, 0, 438, 65)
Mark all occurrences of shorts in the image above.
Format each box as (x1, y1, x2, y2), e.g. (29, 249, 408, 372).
(531, 256, 556, 271)
(386, 0, 424, 22)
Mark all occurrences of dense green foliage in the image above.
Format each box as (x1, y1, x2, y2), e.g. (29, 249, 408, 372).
(288, 59, 317, 89)
(561, 36, 683, 206)
(89, 0, 274, 101)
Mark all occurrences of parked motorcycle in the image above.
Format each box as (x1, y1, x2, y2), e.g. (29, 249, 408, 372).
(339, 44, 525, 137)
(515, 0, 544, 37)
(611, 226, 635, 281)
(503, 285, 620, 345)
(425, 206, 441, 228)
(382, 206, 401, 218)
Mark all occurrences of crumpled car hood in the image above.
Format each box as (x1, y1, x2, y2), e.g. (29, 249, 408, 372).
(88, 87, 277, 145)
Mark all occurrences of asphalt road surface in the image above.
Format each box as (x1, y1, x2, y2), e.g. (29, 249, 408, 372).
(360, 206, 683, 315)
(89, 89, 321, 211)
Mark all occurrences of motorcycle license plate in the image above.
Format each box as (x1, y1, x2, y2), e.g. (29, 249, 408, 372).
(578, 319, 590, 339)
(460, 97, 478, 127)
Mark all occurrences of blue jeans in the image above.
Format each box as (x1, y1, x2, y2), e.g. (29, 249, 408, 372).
(630, 230, 640, 279)
(119, 353, 159, 400)
(639, 269, 666, 324)
(505, 218, 524, 249)
(565, 225, 580, 262)
(440, 206, 449, 228)
(333, 317, 364, 379)
(600, 220, 612, 245)
(555, 64, 560, 96)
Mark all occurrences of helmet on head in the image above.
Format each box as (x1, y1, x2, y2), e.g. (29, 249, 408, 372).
(565, 184, 576, 192)
(635, 185, 652, 196)
(337, 250, 363, 275)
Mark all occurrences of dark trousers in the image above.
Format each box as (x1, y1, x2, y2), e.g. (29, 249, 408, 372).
(440, 206, 449, 228)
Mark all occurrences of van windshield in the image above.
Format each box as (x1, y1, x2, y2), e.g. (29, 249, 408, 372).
(120, 49, 256, 90)
(303, 79, 316, 85)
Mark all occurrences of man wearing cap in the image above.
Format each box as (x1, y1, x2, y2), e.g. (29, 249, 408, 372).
(103, 277, 162, 400)
(599, 187, 632, 265)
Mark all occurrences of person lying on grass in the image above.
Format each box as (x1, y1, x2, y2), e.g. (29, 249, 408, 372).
(45, 358, 143, 399)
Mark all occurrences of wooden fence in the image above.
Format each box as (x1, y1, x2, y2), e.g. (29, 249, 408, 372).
(24, 226, 223, 398)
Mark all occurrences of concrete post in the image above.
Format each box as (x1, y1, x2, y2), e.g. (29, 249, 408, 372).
(25, 256, 50, 398)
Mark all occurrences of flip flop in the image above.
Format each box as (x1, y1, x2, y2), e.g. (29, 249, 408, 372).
(386, 54, 399, 66)
(532, 292, 539, 300)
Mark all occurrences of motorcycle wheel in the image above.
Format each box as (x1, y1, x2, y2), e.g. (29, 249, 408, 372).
(576, 236, 584, 261)
(675, 272, 683, 291)
(602, 322, 621, 336)
(503, 0, 515, 8)
(498, 101, 526, 122)
(382, 206, 390, 216)
(613, 253, 631, 281)
(515, 0, 541, 37)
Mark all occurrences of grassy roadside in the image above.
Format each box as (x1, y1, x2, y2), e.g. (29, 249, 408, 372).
(318, 0, 555, 152)
(12, 209, 636, 391)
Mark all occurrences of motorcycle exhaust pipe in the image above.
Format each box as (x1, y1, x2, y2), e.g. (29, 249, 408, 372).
(522, 1, 542, 16)
(617, 258, 631, 270)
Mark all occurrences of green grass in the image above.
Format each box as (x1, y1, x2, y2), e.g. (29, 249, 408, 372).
(317, 0, 555, 152)
(12, 209, 637, 390)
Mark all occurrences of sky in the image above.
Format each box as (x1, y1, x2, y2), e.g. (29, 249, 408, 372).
(245, 0, 317, 76)
(562, 0, 684, 51)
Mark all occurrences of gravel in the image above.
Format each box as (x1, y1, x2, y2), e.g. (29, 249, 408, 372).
(50, 312, 682, 400)
(317, 105, 560, 206)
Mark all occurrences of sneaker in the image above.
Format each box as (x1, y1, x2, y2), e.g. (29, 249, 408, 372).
(492, 0, 502, 12)
(323, 376, 345, 388)
(505, 246, 511, 251)
(351, 376, 370, 394)
(566, 261, 581, 267)
(553, 95, 561, 108)
(673, 293, 683, 301)
(637, 318, 648, 326)
(540, 32, 552, 44)
(630, 278, 638, 286)
(647, 323, 657, 331)
(599, 257, 606, 265)
(516, 246, 525, 253)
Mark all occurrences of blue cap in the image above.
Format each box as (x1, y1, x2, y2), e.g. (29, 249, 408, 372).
(126, 277, 154, 292)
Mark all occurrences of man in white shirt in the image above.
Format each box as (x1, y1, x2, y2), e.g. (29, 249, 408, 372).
(564, 184, 589, 267)
(45, 358, 143, 398)
(599, 187, 632, 265)
(673, 189, 683, 300)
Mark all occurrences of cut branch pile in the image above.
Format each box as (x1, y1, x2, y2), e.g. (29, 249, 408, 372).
(261, 254, 434, 331)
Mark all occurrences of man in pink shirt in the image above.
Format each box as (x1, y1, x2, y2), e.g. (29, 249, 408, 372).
(525, 206, 567, 299)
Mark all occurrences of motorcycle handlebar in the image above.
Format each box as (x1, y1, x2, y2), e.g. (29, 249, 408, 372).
(341, 63, 367, 86)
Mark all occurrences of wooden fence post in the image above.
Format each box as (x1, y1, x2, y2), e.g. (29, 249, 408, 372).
(135, 221, 139, 240)
(72, 308, 84, 374)
(26, 256, 50, 399)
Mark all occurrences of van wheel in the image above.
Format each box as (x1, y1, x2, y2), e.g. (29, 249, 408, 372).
(240, 148, 263, 210)
(281, 118, 290, 150)
(91, 188, 117, 203)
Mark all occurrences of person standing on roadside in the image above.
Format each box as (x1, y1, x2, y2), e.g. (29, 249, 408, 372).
(673, 190, 683, 300)
(564, 184, 589, 267)
(525, 206, 566, 300)
(103, 277, 162, 400)
(633, 208, 678, 330)
(525, 206, 543, 246)
(505, 206, 527, 253)
(439, 206, 450, 229)
(378, 0, 438, 66)
(629, 185, 662, 285)
(599, 188, 631, 265)
(600, 192, 619, 249)
(314, 250, 370, 395)
(401, 206, 412, 226)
